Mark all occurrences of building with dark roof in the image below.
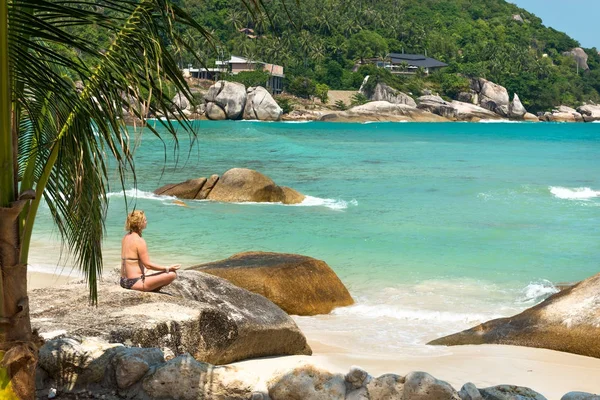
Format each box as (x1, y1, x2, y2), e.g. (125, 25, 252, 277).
(376, 53, 448, 75)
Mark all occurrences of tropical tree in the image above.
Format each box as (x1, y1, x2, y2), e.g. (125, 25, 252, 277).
(0, 0, 257, 397)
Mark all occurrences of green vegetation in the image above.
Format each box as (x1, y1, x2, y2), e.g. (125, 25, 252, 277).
(60, 0, 600, 112)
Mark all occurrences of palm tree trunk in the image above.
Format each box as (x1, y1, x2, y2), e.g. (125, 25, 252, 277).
(0, 0, 35, 398)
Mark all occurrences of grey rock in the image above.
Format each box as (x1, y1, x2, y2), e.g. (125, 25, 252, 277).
(31, 271, 311, 366)
(205, 80, 247, 120)
(346, 387, 369, 400)
(360, 81, 417, 107)
(366, 373, 404, 400)
(142, 354, 210, 399)
(268, 365, 346, 400)
(561, 392, 600, 400)
(111, 347, 164, 389)
(206, 101, 227, 120)
(477, 78, 509, 114)
(403, 371, 461, 400)
(417, 96, 501, 121)
(512, 14, 524, 23)
(479, 385, 547, 400)
(508, 94, 527, 119)
(460, 382, 483, 400)
(345, 366, 370, 390)
(324, 101, 447, 122)
(577, 104, 600, 122)
(243, 86, 283, 121)
(457, 91, 477, 104)
(562, 48, 590, 71)
(172, 91, 191, 111)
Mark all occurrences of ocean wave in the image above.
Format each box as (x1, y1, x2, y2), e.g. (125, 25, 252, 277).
(332, 303, 500, 324)
(550, 186, 600, 200)
(295, 195, 358, 211)
(281, 120, 313, 124)
(106, 188, 177, 202)
(517, 279, 559, 304)
(479, 119, 516, 123)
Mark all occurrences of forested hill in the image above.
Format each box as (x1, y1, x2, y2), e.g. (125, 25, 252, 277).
(84, 0, 600, 112)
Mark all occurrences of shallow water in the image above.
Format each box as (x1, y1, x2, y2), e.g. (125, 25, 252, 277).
(30, 121, 600, 355)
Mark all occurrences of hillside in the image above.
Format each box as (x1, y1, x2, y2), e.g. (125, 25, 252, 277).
(75, 0, 600, 112)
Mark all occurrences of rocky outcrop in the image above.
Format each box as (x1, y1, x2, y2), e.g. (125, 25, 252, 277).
(359, 79, 417, 107)
(523, 112, 540, 122)
(540, 106, 584, 122)
(36, 342, 555, 400)
(577, 104, 600, 122)
(428, 272, 600, 358)
(207, 168, 305, 204)
(508, 93, 527, 119)
(417, 95, 501, 121)
(153, 168, 304, 204)
(31, 270, 311, 366)
(562, 48, 590, 71)
(172, 91, 191, 111)
(473, 78, 510, 116)
(320, 101, 448, 122)
(190, 251, 354, 316)
(205, 80, 247, 120)
(243, 86, 283, 121)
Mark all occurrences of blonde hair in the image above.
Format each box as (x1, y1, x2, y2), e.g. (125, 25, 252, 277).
(125, 210, 145, 234)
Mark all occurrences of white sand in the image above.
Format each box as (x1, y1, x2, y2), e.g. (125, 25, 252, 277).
(29, 271, 600, 398)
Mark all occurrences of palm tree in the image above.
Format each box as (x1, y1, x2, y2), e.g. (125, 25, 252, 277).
(0, 0, 239, 398)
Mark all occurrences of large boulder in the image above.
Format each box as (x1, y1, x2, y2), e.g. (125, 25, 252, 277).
(360, 80, 417, 107)
(190, 251, 354, 316)
(243, 86, 283, 121)
(476, 78, 510, 116)
(31, 270, 311, 365)
(321, 101, 447, 122)
(205, 80, 247, 120)
(268, 365, 347, 400)
(417, 96, 501, 121)
(154, 177, 207, 199)
(577, 104, 600, 122)
(508, 93, 527, 119)
(172, 91, 191, 111)
(540, 106, 584, 122)
(479, 385, 547, 400)
(207, 168, 305, 204)
(562, 48, 590, 71)
(428, 272, 600, 358)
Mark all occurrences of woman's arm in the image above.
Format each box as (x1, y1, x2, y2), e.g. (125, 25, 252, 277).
(137, 238, 179, 272)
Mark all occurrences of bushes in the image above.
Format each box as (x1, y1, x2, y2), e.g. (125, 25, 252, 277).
(287, 76, 316, 99)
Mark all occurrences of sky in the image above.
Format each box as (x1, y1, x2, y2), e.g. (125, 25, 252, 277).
(510, 0, 599, 49)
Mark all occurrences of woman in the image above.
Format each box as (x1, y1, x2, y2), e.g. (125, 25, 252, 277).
(120, 210, 180, 291)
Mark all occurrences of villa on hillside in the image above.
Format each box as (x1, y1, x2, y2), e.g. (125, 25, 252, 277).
(359, 53, 447, 75)
(187, 55, 284, 94)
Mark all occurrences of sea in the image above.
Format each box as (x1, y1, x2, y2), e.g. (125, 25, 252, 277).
(29, 121, 600, 356)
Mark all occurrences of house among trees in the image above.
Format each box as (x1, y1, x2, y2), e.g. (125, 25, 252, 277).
(377, 53, 448, 75)
(216, 55, 284, 94)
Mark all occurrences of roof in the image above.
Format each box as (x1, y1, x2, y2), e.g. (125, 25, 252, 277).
(388, 53, 447, 68)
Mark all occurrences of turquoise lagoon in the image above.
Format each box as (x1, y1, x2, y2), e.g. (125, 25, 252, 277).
(30, 121, 600, 355)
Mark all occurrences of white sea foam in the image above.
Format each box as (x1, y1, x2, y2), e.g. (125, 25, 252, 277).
(331, 303, 501, 324)
(479, 119, 520, 123)
(517, 279, 559, 304)
(295, 195, 358, 211)
(106, 188, 177, 202)
(550, 186, 600, 200)
(282, 120, 313, 124)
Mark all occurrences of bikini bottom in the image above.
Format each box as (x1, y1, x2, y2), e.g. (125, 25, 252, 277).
(120, 275, 144, 289)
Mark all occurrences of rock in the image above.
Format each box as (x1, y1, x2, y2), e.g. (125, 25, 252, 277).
(207, 168, 305, 204)
(562, 48, 589, 71)
(38, 337, 123, 390)
(479, 385, 547, 400)
(345, 366, 370, 390)
(477, 78, 510, 115)
(172, 91, 191, 111)
(508, 94, 527, 119)
(205, 81, 247, 120)
(31, 270, 311, 366)
(561, 392, 600, 400)
(154, 177, 207, 199)
(429, 272, 600, 358)
(244, 86, 283, 121)
(197, 174, 219, 200)
(321, 101, 447, 122)
(523, 113, 539, 122)
(268, 365, 346, 400)
(191, 251, 354, 316)
(577, 104, 600, 122)
(366, 374, 404, 400)
(541, 106, 584, 122)
(347, 387, 369, 400)
(512, 14, 524, 23)
(457, 91, 477, 104)
(360, 81, 417, 107)
(403, 371, 460, 400)
(417, 96, 501, 121)
(459, 382, 483, 400)
(111, 347, 164, 390)
(281, 186, 305, 204)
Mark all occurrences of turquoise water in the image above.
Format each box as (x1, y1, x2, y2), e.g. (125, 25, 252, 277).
(31, 121, 600, 354)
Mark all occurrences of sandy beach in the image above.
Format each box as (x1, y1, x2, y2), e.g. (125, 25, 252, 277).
(29, 270, 600, 399)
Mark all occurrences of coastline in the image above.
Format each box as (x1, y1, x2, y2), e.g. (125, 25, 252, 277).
(29, 272, 600, 398)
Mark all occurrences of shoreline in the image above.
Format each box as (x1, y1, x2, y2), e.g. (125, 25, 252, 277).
(29, 271, 600, 398)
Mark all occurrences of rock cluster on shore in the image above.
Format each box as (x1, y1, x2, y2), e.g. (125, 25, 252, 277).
(154, 168, 305, 205)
